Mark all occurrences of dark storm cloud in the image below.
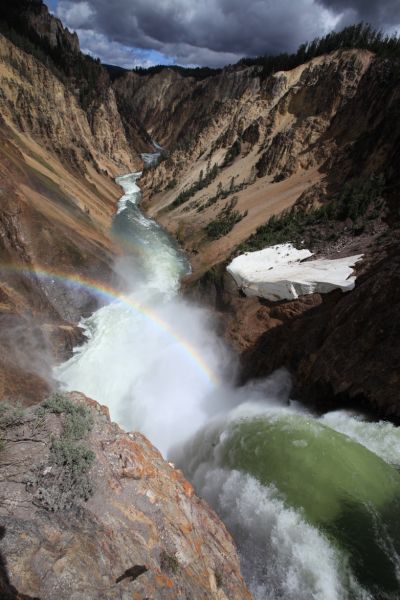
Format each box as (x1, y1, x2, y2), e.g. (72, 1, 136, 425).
(317, 0, 400, 31)
(56, 0, 400, 67)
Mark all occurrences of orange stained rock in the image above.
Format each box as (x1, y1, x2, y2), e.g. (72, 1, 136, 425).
(180, 522, 194, 535)
(120, 464, 156, 479)
(80, 396, 111, 418)
(155, 574, 174, 589)
(182, 480, 195, 498)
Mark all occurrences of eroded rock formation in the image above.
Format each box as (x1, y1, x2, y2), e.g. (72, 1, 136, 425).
(0, 13, 152, 403)
(0, 393, 251, 599)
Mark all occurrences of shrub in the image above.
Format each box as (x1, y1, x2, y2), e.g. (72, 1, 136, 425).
(168, 164, 219, 210)
(35, 439, 95, 509)
(38, 392, 93, 439)
(38, 392, 76, 415)
(237, 174, 385, 253)
(51, 439, 95, 475)
(34, 392, 95, 510)
(0, 403, 24, 428)
(160, 550, 179, 574)
(206, 197, 248, 239)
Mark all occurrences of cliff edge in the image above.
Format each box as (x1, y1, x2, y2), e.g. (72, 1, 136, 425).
(0, 393, 251, 600)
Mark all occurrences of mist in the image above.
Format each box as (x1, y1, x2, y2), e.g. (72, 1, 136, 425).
(55, 171, 236, 454)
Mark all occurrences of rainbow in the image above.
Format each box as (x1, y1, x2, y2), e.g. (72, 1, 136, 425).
(0, 263, 220, 386)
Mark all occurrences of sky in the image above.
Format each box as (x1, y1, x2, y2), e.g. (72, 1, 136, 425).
(47, 0, 400, 68)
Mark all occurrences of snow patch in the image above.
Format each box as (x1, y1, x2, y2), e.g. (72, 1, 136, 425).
(227, 243, 363, 301)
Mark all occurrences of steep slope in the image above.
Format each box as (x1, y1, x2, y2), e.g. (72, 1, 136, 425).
(0, 393, 251, 599)
(114, 47, 399, 280)
(0, 27, 150, 404)
(114, 49, 380, 274)
(240, 246, 400, 416)
(0, 32, 140, 177)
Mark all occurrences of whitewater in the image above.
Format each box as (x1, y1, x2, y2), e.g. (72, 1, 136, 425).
(56, 167, 400, 600)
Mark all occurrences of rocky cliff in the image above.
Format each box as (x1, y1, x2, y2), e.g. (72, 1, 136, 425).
(0, 6, 154, 405)
(1, 0, 80, 54)
(0, 393, 251, 599)
(114, 49, 392, 273)
(113, 44, 400, 416)
(0, 33, 139, 177)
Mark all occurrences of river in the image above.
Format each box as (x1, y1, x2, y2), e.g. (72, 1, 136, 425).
(56, 167, 400, 600)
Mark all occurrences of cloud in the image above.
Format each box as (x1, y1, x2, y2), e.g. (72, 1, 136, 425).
(75, 29, 172, 68)
(56, 0, 400, 67)
(57, 0, 94, 28)
(317, 0, 400, 31)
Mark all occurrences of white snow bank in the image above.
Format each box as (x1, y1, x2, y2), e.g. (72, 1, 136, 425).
(227, 243, 363, 301)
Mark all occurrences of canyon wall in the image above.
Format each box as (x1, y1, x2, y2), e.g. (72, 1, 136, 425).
(113, 47, 400, 415)
(113, 48, 400, 276)
(0, 22, 151, 404)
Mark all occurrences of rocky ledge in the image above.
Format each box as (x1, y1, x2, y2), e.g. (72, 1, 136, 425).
(0, 393, 251, 600)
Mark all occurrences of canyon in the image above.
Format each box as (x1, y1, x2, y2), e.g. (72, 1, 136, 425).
(0, 2, 399, 599)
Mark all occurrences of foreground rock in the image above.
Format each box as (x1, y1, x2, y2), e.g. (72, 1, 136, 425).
(0, 393, 251, 600)
(227, 244, 363, 301)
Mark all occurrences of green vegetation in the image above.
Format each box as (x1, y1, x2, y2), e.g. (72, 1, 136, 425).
(168, 163, 219, 210)
(0, 402, 24, 428)
(197, 175, 250, 212)
(0, 403, 24, 451)
(206, 197, 248, 240)
(166, 178, 177, 190)
(36, 392, 95, 510)
(237, 174, 385, 253)
(38, 392, 94, 439)
(160, 550, 180, 574)
(51, 439, 95, 478)
(223, 139, 241, 167)
(131, 65, 221, 80)
(240, 23, 400, 78)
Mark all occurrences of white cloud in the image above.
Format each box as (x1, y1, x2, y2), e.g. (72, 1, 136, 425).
(57, 1, 94, 28)
(76, 29, 161, 68)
